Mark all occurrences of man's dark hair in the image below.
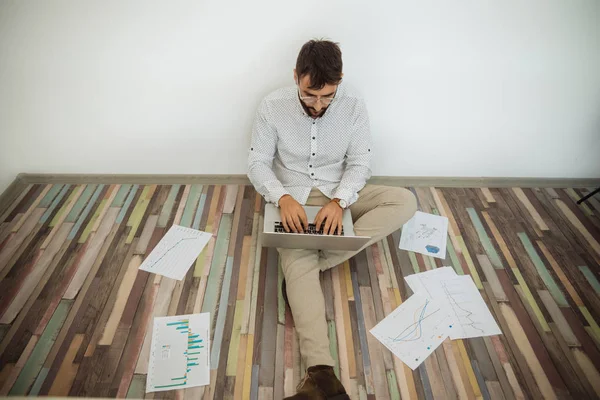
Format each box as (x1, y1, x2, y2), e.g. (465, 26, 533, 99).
(296, 39, 343, 90)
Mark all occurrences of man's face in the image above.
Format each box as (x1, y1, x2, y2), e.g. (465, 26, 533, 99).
(295, 73, 339, 118)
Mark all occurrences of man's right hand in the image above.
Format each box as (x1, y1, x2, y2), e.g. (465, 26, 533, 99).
(278, 195, 308, 233)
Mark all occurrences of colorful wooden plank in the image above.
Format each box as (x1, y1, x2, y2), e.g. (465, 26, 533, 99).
(98, 255, 142, 345)
(39, 185, 71, 225)
(466, 208, 504, 269)
(331, 267, 351, 391)
(63, 207, 120, 299)
(512, 188, 549, 231)
(0, 184, 34, 223)
(0, 222, 71, 324)
(538, 290, 580, 347)
(223, 185, 239, 214)
(79, 184, 119, 243)
(499, 303, 557, 400)
(579, 265, 600, 295)
(180, 184, 203, 228)
(8, 299, 71, 395)
(0, 208, 46, 273)
(157, 184, 180, 227)
(10, 184, 52, 233)
(477, 254, 508, 302)
(67, 184, 105, 240)
(116, 184, 139, 224)
(201, 214, 232, 317)
(517, 232, 568, 307)
(555, 199, 600, 262)
(0, 335, 38, 395)
(48, 333, 84, 395)
(65, 184, 96, 223)
(125, 185, 156, 243)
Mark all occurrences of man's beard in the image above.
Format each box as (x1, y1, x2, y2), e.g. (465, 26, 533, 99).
(304, 104, 327, 118)
(309, 107, 325, 117)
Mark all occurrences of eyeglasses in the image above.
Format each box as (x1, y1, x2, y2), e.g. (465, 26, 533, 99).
(298, 93, 336, 106)
(297, 84, 338, 106)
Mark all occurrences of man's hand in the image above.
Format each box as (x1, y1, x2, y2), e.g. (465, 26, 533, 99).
(279, 195, 308, 233)
(314, 200, 343, 235)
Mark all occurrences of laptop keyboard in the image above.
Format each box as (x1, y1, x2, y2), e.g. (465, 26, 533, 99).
(274, 222, 345, 236)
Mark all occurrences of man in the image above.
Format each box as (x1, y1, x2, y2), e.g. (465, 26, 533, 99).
(248, 39, 417, 399)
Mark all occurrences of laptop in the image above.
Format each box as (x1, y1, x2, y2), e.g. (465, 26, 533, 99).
(261, 203, 371, 250)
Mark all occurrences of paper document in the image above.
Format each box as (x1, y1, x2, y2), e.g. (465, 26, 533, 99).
(399, 211, 449, 259)
(147, 313, 211, 392)
(405, 272, 501, 339)
(404, 267, 457, 295)
(370, 293, 453, 370)
(139, 225, 211, 280)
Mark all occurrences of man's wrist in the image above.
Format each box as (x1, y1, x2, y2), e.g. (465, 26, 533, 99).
(333, 187, 353, 207)
(277, 194, 291, 207)
(331, 198, 347, 209)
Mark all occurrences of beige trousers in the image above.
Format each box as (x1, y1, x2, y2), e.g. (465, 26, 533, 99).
(278, 185, 418, 367)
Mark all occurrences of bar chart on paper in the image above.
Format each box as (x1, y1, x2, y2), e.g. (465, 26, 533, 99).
(147, 313, 211, 392)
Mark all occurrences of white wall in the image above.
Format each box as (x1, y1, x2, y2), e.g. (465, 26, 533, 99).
(1, 0, 599, 195)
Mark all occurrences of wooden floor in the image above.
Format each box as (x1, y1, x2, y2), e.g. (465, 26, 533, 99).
(0, 183, 599, 399)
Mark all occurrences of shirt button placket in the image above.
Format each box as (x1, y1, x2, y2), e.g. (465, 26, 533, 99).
(310, 121, 318, 181)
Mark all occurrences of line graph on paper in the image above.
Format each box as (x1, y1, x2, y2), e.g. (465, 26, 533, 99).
(440, 276, 501, 339)
(390, 298, 441, 342)
(404, 270, 502, 340)
(139, 225, 212, 280)
(370, 294, 453, 370)
(442, 280, 485, 335)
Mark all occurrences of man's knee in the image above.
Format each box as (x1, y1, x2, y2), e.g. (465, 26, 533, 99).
(398, 187, 418, 211)
(384, 187, 418, 226)
(278, 249, 320, 284)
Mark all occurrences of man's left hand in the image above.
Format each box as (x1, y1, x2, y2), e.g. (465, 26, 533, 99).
(314, 201, 343, 235)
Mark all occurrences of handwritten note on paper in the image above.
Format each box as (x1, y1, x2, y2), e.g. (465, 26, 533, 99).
(399, 212, 449, 259)
(370, 293, 453, 370)
(405, 272, 501, 339)
(147, 313, 210, 392)
(139, 225, 211, 280)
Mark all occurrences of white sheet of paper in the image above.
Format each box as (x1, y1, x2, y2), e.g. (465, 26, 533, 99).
(404, 267, 457, 294)
(399, 211, 449, 259)
(139, 225, 211, 280)
(370, 293, 453, 370)
(147, 313, 211, 392)
(405, 273, 501, 339)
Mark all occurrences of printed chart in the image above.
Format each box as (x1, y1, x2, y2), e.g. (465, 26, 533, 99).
(440, 276, 501, 339)
(399, 211, 449, 259)
(147, 313, 211, 392)
(139, 225, 211, 280)
(405, 270, 501, 339)
(370, 293, 453, 370)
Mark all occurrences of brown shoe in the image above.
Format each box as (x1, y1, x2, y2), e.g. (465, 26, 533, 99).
(284, 365, 350, 400)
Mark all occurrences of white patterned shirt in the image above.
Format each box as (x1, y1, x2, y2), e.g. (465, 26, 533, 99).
(247, 82, 372, 206)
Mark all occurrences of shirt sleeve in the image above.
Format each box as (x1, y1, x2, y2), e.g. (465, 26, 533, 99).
(247, 99, 290, 205)
(333, 99, 373, 205)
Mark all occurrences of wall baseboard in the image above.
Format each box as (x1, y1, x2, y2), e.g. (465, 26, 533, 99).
(15, 173, 600, 188)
